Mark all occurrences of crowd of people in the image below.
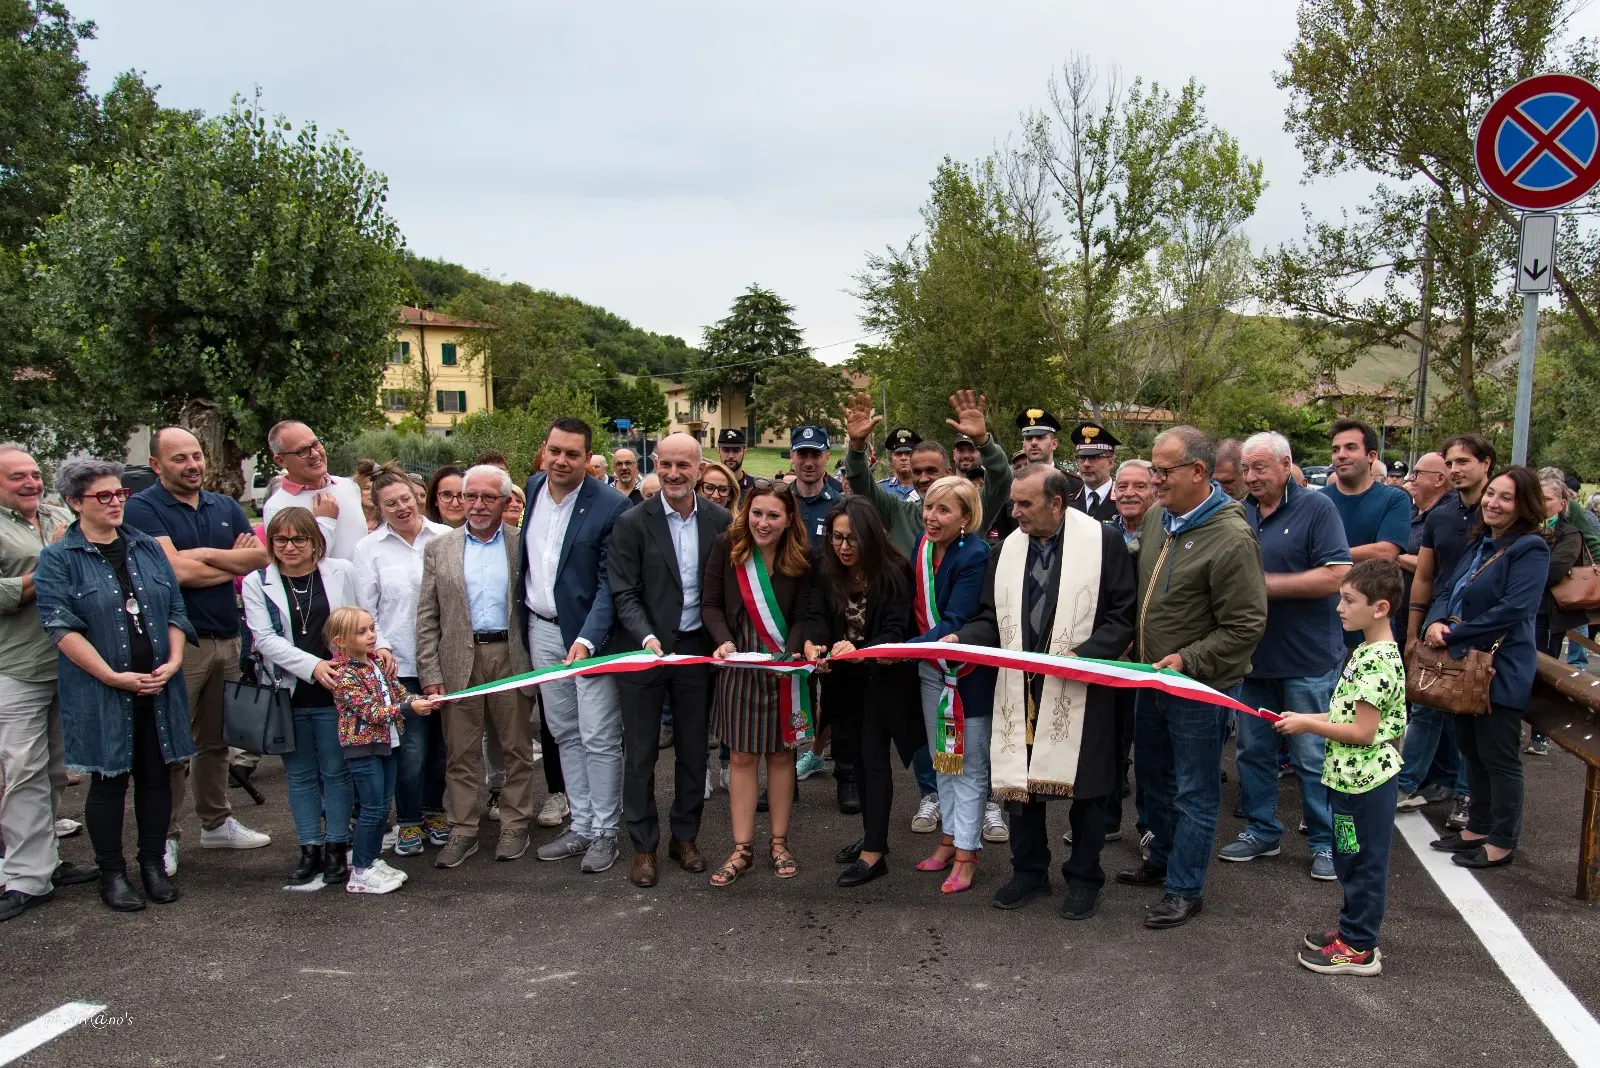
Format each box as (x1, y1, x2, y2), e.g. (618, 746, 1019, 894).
(0, 393, 1590, 978)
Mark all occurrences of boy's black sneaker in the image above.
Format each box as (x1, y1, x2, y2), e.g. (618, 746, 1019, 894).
(1298, 938, 1381, 975)
(1303, 928, 1338, 951)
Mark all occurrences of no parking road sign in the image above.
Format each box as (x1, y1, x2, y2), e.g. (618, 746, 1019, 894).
(1475, 73, 1600, 210)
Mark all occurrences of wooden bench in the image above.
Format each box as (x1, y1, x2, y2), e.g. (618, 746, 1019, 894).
(1528, 631, 1600, 900)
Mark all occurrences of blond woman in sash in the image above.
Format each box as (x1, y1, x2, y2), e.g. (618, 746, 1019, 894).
(700, 481, 814, 886)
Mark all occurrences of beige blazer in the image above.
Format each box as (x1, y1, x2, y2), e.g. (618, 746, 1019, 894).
(416, 524, 532, 693)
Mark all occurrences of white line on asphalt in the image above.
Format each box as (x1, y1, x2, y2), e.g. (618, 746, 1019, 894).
(298, 968, 357, 976)
(1396, 813, 1600, 1068)
(0, 1002, 105, 1066)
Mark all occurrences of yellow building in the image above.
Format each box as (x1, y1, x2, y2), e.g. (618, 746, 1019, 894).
(381, 306, 495, 435)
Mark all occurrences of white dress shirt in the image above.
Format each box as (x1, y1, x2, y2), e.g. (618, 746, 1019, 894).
(263, 475, 369, 562)
(664, 493, 702, 631)
(523, 480, 580, 621)
(353, 519, 449, 678)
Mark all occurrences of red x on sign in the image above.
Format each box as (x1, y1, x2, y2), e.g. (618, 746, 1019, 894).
(1475, 73, 1600, 210)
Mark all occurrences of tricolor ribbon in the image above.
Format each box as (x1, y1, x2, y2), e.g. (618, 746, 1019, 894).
(914, 536, 972, 775)
(734, 551, 814, 746)
(431, 642, 1271, 725)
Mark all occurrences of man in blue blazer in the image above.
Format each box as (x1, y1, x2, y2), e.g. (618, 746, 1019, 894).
(518, 417, 633, 875)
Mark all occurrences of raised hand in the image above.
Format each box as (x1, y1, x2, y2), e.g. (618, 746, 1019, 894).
(945, 389, 990, 446)
(840, 392, 883, 450)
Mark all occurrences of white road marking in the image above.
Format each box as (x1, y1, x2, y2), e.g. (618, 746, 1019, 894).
(298, 968, 357, 976)
(0, 1002, 105, 1066)
(1396, 812, 1600, 1067)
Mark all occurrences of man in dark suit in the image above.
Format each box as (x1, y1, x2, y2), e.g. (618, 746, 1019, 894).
(518, 417, 633, 874)
(608, 432, 732, 887)
(1070, 422, 1121, 522)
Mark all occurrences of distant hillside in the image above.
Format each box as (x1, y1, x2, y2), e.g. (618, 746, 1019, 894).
(401, 254, 698, 380)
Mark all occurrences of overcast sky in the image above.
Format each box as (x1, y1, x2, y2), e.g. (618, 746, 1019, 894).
(72, 1, 1600, 359)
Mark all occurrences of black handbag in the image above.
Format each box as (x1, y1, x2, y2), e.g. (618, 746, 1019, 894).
(223, 572, 297, 755)
(222, 677, 296, 754)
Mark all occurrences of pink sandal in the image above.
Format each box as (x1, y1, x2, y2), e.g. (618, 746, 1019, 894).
(917, 838, 956, 872)
(941, 853, 978, 894)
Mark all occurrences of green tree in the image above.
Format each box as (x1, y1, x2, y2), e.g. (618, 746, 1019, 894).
(1263, 0, 1599, 434)
(626, 376, 668, 433)
(856, 158, 1060, 444)
(691, 285, 806, 439)
(451, 388, 605, 483)
(752, 354, 852, 437)
(33, 93, 406, 493)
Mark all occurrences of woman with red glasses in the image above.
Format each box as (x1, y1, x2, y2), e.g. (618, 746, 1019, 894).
(34, 459, 194, 913)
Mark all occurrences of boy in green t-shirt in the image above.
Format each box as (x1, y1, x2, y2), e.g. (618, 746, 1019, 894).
(1275, 559, 1407, 976)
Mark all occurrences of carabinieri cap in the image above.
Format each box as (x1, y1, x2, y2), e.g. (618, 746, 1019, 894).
(1070, 422, 1120, 456)
(1015, 407, 1062, 437)
(883, 428, 922, 454)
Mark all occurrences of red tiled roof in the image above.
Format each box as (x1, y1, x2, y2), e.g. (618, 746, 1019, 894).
(398, 306, 495, 329)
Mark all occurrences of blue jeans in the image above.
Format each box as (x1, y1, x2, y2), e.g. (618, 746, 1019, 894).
(1569, 625, 1590, 669)
(1397, 704, 1469, 795)
(1238, 670, 1340, 855)
(911, 746, 937, 796)
(280, 705, 352, 846)
(1136, 686, 1239, 900)
(347, 753, 397, 869)
(394, 677, 445, 829)
(918, 664, 991, 851)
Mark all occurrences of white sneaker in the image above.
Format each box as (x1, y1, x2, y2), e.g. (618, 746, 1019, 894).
(200, 817, 272, 850)
(163, 836, 179, 876)
(982, 801, 1009, 843)
(719, 762, 731, 790)
(346, 866, 401, 894)
(537, 792, 570, 828)
(381, 827, 398, 854)
(704, 768, 714, 801)
(54, 818, 83, 838)
(372, 857, 408, 884)
(911, 793, 941, 833)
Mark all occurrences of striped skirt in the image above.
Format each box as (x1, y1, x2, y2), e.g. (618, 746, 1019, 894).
(712, 615, 792, 754)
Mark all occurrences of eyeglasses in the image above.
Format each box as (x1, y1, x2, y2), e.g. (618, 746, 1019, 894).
(82, 488, 134, 506)
(750, 478, 793, 495)
(1148, 461, 1201, 483)
(828, 532, 859, 547)
(435, 490, 464, 503)
(461, 492, 504, 504)
(699, 483, 733, 500)
(279, 439, 324, 461)
(271, 535, 312, 549)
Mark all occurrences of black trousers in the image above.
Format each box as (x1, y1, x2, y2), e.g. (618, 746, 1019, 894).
(1333, 776, 1399, 951)
(538, 698, 565, 794)
(1008, 794, 1108, 891)
(618, 628, 711, 852)
(1106, 690, 1136, 833)
(856, 664, 923, 854)
(820, 669, 861, 784)
(1455, 703, 1525, 850)
(85, 697, 172, 873)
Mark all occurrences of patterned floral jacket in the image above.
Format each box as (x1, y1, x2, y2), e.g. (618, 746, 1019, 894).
(331, 656, 414, 753)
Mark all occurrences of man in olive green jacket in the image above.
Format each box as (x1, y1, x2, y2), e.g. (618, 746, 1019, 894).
(840, 390, 1012, 559)
(1116, 426, 1267, 932)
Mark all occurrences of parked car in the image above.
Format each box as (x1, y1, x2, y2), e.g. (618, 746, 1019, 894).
(1303, 464, 1331, 487)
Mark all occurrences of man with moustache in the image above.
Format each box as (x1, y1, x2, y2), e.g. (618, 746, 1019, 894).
(125, 428, 273, 871)
(1070, 423, 1121, 522)
(262, 421, 368, 561)
(716, 428, 757, 495)
(610, 448, 644, 505)
(608, 433, 732, 886)
(879, 428, 922, 500)
(1108, 460, 1155, 553)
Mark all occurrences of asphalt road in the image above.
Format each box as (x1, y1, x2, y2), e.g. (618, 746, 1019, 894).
(4, 731, 1598, 1068)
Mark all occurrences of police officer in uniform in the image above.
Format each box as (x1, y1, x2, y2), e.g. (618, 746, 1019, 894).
(879, 428, 922, 501)
(789, 425, 842, 550)
(1014, 407, 1084, 506)
(1070, 422, 1121, 522)
(716, 427, 756, 494)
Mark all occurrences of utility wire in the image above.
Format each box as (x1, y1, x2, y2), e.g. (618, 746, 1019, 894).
(636, 333, 881, 381)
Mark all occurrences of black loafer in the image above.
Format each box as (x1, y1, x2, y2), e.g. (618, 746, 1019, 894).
(98, 870, 146, 912)
(139, 860, 180, 904)
(1452, 847, 1514, 869)
(1430, 833, 1488, 853)
(835, 838, 864, 865)
(1115, 861, 1167, 886)
(52, 861, 99, 886)
(1144, 893, 1202, 929)
(991, 876, 1050, 910)
(836, 856, 888, 887)
(1060, 885, 1101, 921)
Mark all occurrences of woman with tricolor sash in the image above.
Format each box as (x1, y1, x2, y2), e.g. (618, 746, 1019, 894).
(701, 480, 815, 886)
(906, 475, 995, 894)
(803, 497, 919, 888)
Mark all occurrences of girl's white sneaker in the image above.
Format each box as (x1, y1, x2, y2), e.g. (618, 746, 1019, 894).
(346, 865, 401, 894)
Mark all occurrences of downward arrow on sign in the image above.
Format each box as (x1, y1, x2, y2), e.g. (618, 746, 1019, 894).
(1525, 259, 1549, 281)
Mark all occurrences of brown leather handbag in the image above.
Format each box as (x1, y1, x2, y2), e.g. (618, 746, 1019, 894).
(1550, 544, 1600, 613)
(1405, 547, 1506, 716)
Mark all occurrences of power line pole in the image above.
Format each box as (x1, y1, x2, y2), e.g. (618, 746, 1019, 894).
(1410, 207, 1435, 466)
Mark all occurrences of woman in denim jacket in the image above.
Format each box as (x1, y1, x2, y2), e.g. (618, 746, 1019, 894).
(35, 459, 195, 913)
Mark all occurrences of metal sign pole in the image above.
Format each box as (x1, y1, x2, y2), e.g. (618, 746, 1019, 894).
(1512, 292, 1537, 466)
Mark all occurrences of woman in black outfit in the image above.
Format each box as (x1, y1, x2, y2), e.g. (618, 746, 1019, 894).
(802, 497, 919, 887)
(1528, 475, 1587, 756)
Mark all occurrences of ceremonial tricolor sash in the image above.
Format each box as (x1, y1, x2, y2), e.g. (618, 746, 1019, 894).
(735, 550, 814, 747)
(915, 535, 969, 774)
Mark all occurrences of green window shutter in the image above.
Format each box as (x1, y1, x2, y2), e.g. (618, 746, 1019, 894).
(441, 342, 458, 366)
(457, 391, 468, 412)
(435, 389, 446, 412)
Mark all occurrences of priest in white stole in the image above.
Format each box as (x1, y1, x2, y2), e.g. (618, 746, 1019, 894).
(948, 464, 1135, 920)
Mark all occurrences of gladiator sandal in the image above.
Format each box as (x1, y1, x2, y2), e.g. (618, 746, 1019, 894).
(770, 835, 798, 879)
(710, 842, 754, 888)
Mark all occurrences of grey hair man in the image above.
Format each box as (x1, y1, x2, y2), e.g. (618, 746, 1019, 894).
(1213, 438, 1246, 501)
(0, 443, 99, 921)
(1224, 430, 1351, 880)
(262, 421, 368, 561)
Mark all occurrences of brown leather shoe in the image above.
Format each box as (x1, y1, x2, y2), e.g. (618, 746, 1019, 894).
(669, 839, 706, 873)
(630, 850, 658, 888)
